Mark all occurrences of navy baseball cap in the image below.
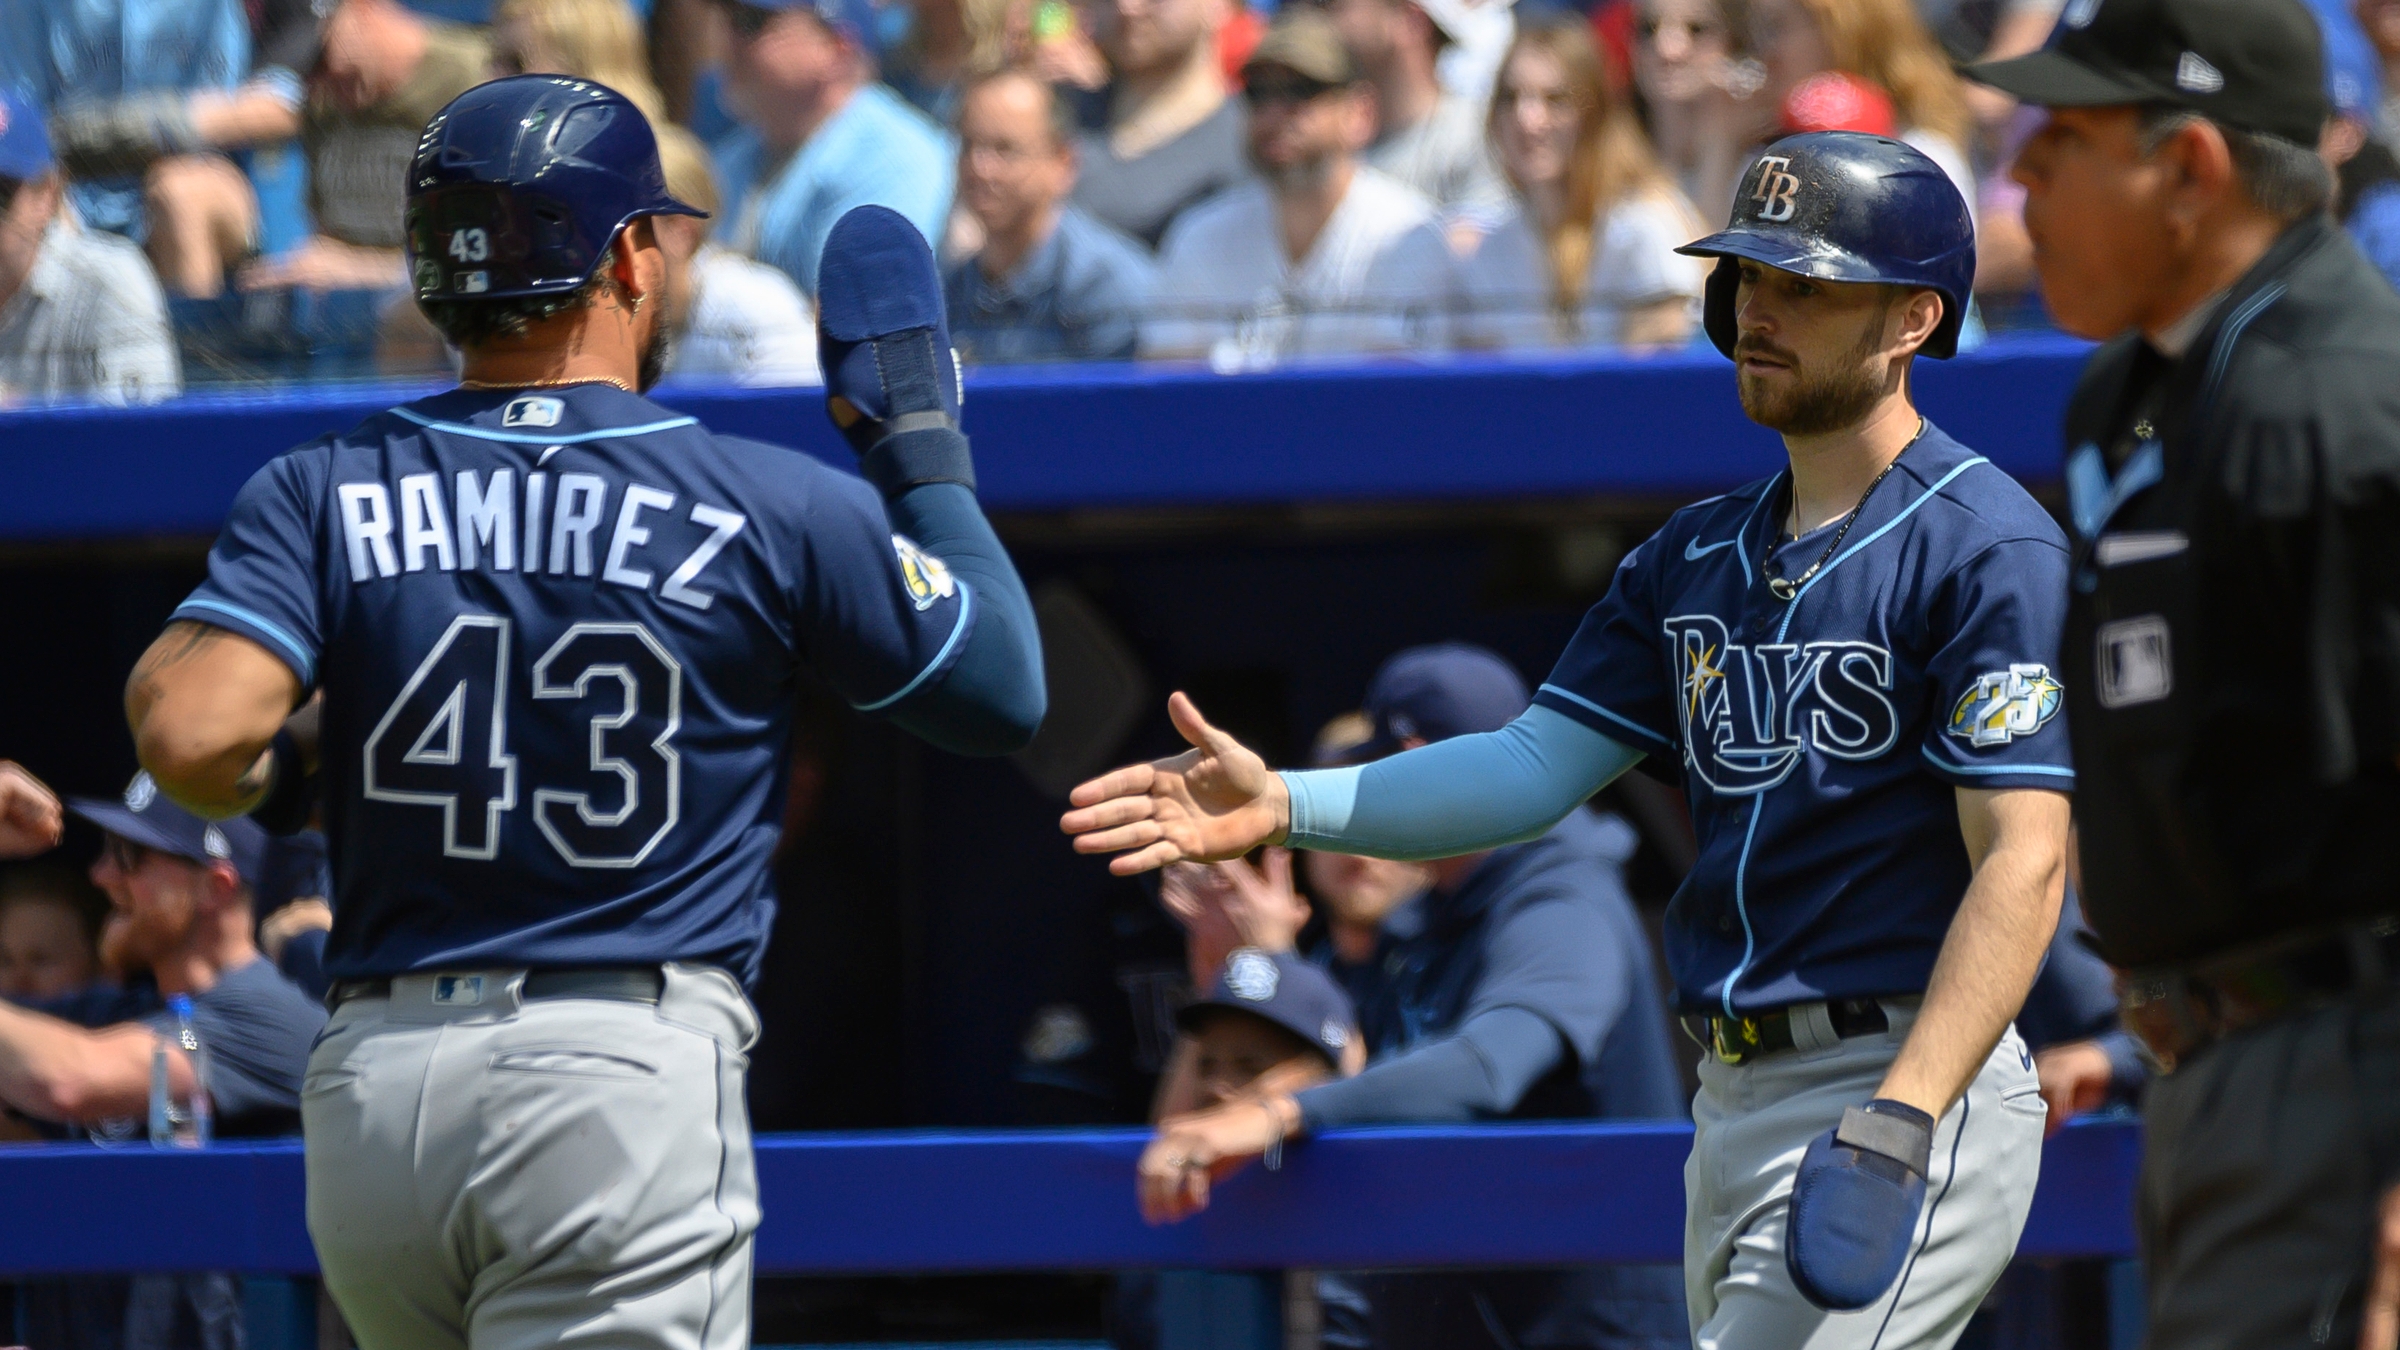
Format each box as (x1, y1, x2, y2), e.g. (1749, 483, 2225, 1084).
(731, 0, 885, 49)
(1329, 643, 1531, 765)
(1178, 948, 1357, 1068)
(0, 88, 55, 181)
(69, 772, 269, 885)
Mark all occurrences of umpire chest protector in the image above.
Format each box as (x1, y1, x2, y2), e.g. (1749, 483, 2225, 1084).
(2061, 215, 2400, 970)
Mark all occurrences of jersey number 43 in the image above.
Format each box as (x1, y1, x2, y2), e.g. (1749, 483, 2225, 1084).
(363, 614, 681, 868)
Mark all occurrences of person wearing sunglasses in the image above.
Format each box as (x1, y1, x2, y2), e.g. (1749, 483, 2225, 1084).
(0, 769, 323, 1141)
(1142, 8, 1457, 365)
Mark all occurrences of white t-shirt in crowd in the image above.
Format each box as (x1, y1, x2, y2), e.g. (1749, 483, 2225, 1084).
(1142, 166, 1458, 367)
(1366, 93, 1512, 230)
(0, 220, 180, 406)
(1454, 189, 1705, 350)
(666, 245, 822, 387)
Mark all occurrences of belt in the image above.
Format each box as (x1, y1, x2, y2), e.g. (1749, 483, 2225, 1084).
(2119, 916, 2400, 1073)
(327, 966, 666, 1010)
(1680, 997, 1892, 1066)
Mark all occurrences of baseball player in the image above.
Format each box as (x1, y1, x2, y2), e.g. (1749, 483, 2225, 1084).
(118, 75, 1044, 1350)
(1063, 131, 2073, 1348)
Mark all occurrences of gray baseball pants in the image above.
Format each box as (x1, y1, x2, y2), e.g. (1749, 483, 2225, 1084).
(1684, 1000, 2048, 1349)
(301, 963, 760, 1350)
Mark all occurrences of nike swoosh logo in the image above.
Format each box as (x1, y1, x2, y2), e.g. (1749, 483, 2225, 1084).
(1684, 537, 1738, 561)
(537, 445, 564, 466)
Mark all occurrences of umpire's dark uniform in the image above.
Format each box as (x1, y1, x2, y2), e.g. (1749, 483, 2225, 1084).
(2054, 181, 2400, 1347)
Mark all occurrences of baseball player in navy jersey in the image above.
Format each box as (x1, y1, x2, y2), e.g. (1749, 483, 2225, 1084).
(117, 75, 1044, 1350)
(1063, 132, 2072, 1349)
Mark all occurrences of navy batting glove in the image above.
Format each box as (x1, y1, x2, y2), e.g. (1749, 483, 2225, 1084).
(1784, 1098, 1935, 1312)
(814, 205, 975, 499)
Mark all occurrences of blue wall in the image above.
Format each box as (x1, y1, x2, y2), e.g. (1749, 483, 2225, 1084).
(0, 337, 2091, 542)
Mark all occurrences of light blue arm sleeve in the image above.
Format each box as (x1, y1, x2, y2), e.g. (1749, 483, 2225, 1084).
(1279, 705, 1646, 861)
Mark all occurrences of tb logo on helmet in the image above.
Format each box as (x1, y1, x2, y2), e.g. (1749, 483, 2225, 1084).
(1751, 156, 1802, 223)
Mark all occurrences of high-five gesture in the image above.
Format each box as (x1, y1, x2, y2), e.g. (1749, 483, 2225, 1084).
(1060, 693, 1290, 874)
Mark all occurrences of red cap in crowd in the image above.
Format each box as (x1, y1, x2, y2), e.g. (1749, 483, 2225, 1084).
(1779, 71, 1897, 137)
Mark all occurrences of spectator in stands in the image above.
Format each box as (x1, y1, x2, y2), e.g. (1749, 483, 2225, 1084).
(2319, 0, 2400, 287)
(0, 864, 102, 1005)
(1072, 0, 1252, 248)
(1632, 0, 1759, 226)
(2366, 0, 2400, 144)
(654, 124, 824, 383)
(0, 0, 297, 298)
(1316, 0, 1511, 233)
(0, 775, 324, 1136)
(0, 93, 184, 406)
(242, 0, 491, 295)
(1143, 11, 1456, 364)
(1741, 0, 1977, 219)
(713, 0, 955, 298)
(1455, 17, 1702, 351)
(491, 0, 674, 123)
(947, 70, 1156, 363)
(1142, 644, 1690, 1350)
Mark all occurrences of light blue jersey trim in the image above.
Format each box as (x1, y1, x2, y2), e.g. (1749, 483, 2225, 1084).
(1732, 474, 1780, 579)
(1721, 797, 1767, 1020)
(392, 407, 700, 446)
(853, 581, 976, 713)
(175, 599, 317, 684)
(1920, 745, 2075, 779)
(1535, 684, 1673, 748)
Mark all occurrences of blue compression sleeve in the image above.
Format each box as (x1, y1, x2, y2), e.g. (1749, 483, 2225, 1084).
(1294, 1006, 1565, 1129)
(1280, 705, 1644, 860)
(880, 482, 1046, 755)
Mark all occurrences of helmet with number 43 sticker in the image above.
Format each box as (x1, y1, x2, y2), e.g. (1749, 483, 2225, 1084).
(403, 74, 705, 304)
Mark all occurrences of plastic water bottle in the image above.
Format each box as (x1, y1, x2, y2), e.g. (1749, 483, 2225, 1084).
(147, 995, 213, 1148)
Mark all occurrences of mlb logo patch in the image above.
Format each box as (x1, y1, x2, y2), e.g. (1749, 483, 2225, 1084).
(458, 271, 489, 294)
(432, 975, 485, 1006)
(502, 397, 564, 429)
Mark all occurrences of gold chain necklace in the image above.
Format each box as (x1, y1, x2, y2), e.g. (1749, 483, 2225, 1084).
(458, 375, 632, 392)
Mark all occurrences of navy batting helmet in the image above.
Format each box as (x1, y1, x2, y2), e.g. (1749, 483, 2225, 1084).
(404, 75, 704, 304)
(1678, 132, 1975, 360)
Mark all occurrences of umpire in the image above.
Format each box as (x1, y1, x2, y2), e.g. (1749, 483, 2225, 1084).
(1971, 0, 2400, 1344)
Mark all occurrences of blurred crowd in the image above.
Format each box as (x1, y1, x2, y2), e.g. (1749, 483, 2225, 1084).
(8, 0, 2400, 404)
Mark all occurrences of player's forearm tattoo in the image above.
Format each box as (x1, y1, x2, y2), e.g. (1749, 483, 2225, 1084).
(128, 622, 227, 704)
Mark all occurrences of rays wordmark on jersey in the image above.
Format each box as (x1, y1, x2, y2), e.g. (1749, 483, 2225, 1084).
(1668, 614, 1899, 795)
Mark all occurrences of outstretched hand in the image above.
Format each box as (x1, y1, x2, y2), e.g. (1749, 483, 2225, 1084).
(1060, 693, 1289, 875)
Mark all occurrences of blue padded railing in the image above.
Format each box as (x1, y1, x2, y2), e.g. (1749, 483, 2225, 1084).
(0, 338, 2091, 543)
(0, 1117, 2137, 1275)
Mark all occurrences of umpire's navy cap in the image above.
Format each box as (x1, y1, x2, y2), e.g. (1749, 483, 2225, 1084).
(1329, 644, 1531, 765)
(70, 773, 268, 885)
(1178, 948, 1357, 1068)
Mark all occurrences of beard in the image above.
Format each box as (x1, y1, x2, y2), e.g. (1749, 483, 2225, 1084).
(1734, 314, 1890, 436)
(636, 296, 675, 393)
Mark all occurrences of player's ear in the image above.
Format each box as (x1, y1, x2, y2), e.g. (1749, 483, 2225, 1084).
(613, 220, 661, 307)
(1891, 287, 1943, 359)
